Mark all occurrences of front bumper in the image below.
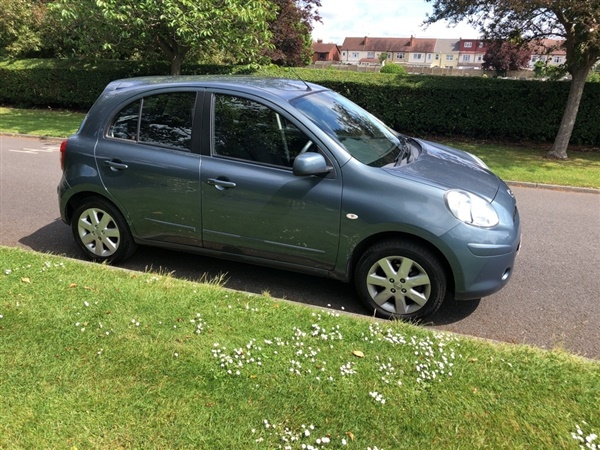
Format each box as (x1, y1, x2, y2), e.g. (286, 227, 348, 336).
(443, 190, 521, 300)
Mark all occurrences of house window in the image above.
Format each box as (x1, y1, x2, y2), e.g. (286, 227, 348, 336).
(342, 51, 346, 56)
(396, 53, 404, 59)
(464, 42, 473, 48)
(462, 55, 471, 62)
(477, 55, 483, 62)
(427, 54, 432, 60)
(478, 42, 484, 48)
(446, 55, 454, 61)
(435, 54, 440, 60)
(554, 56, 563, 63)
(367, 52, 375, 58)
(414, 53, 422, 60)
(352, 52, 359, 58)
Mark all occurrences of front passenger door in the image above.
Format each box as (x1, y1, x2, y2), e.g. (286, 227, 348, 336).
(201, 93, 343, 269)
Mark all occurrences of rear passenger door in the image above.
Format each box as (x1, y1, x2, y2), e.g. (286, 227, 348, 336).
(96, 90, 204, 246)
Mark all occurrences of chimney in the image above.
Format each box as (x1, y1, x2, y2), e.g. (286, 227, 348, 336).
(317, 39, 323, 44)
(410, 35, 415, 46)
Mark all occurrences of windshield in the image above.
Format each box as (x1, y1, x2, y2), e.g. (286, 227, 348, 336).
(290, 90, 401, 167)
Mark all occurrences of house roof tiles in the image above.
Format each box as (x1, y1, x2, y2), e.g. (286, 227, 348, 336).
(531, 39, 566, 56)
(313, 42, 339, 53)
(341, 36, 437, 53)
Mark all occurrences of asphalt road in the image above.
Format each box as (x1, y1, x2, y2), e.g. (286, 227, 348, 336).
(1, 135, 599, 359)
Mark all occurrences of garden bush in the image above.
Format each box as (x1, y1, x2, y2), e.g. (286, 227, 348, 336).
(380, 63, 408, 75)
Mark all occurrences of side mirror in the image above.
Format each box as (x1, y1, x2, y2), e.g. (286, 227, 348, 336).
(293, 152, 332, 176)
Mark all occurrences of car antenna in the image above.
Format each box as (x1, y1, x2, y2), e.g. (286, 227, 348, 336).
(289, 68, 312, 91)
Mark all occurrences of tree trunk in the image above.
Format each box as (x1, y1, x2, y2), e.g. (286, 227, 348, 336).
(546, 66, 591, 159)
(156, 36, 188, 76)
(170, 54, 183, 76)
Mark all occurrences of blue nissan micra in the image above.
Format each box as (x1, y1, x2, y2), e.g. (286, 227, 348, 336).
(58, 76, 521, 320)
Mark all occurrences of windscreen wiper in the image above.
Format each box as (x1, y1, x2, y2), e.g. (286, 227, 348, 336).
(394, 136, 411, 166)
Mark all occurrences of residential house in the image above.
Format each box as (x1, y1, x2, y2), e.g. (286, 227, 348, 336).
(330, 35, 569, 73)
(340, 36, 437, 67)
(312, 40, 341, 63)
(457, 39, 488, 69)
(432, 39, 460, 69)
(528, 39, 566, 68)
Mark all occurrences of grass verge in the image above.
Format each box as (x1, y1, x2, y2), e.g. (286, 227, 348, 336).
(0, 106, 85, 138)
(1, 246, 599, 449)
(442, 138, 600, 189)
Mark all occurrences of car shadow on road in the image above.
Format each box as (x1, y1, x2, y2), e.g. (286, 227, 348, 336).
(19, 221, 479, 326)
(18, 218, 80, 257)
(425, 296, 481, 326)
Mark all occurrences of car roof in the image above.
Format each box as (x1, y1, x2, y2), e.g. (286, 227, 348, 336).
(104, 75, 328, 102)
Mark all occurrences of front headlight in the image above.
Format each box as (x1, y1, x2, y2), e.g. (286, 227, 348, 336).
(445, 190, 499, 228)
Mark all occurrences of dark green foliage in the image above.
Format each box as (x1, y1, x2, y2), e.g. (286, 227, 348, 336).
(0, 59, 244, 110)
(0, 59, 170, 109)
(1, 60, 599, 145)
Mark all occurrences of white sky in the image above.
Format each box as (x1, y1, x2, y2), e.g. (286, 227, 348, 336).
(311, 0, 481, 44)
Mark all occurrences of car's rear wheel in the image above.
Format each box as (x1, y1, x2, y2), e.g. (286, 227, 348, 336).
(71, 198, 136, 263)
(355, 239, 446, 320)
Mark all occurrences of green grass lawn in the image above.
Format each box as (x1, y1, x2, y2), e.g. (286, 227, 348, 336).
(1, 247, 599, 449)
(1, 106, 599, 189)
(443, 139, 600, 189)
(0, 106, 85, 137)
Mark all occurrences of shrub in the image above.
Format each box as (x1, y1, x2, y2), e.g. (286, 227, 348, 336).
(380, 63, 407, 75)
(588, 71, 600, 83)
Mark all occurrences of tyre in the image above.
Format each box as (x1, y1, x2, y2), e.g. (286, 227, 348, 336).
(71, 197, 136, 263)
(354, 239, 446, 320)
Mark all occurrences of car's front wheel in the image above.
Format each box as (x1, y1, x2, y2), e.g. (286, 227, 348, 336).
(355, 239, 446, 320)
(71, 198, 136, 263)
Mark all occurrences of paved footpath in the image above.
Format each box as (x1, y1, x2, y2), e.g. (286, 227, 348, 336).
(1, 135, 599, 359)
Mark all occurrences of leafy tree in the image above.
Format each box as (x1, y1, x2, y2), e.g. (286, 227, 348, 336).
(43, 1, 134, 60)
(0, 0, 45, 56)
(425, 0, 600, 159)
(52, 0, 275, 75)
(482, 40, 532, 75)
(266, 0, 321, 66)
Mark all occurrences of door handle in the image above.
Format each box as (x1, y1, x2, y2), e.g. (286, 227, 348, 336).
(104, 160, 129, 171)
(207, 178, 237, 189)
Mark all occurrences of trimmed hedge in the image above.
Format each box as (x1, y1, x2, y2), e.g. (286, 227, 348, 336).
(1, 59, 599, 145)
(0, 59, 243, 110)
(0, 59, 162, 109)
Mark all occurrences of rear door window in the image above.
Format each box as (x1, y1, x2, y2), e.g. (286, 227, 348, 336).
(108, 92, 196, 151)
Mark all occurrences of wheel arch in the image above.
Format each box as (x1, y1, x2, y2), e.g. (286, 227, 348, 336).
(347, 231, 456, 295)
(64, 191, 127, 226)
(67, 191, 137, 263)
